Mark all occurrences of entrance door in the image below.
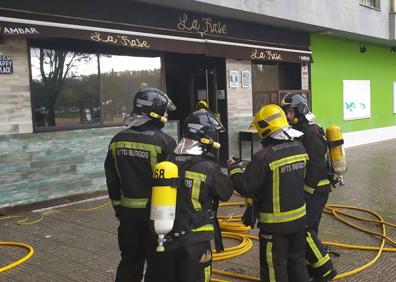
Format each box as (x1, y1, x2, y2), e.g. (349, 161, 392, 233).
(189, 68, 218, 114)
(164, 54, 228, 165)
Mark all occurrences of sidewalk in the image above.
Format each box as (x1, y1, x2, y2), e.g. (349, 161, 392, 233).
(1, 139, 396, 281)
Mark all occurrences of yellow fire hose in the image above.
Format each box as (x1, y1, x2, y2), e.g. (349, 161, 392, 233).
(0, 241, 34, 273)
(1, 199, 395, 282)
(0, 200, 110, 273)
(209, 202, 396, 281)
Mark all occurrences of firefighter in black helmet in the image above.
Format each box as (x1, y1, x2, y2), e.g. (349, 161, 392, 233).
(281, 93, 337, 282)
(145, 110, 233, 282)
(227, 104, 310, 282)
(104, 88, 177, 282)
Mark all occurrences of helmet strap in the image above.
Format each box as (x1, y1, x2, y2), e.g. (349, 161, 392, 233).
(149, 112, 167, 123)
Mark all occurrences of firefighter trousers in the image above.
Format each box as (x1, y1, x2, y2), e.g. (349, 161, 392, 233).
(115, 215, 154, 282)
(259, 229, 309, 282)
(305, 192, 329, 234)
(145, 240, 212, 282)
(305, 229, 337, 281)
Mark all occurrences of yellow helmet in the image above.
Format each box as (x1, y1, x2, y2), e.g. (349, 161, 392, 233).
(195, 100, 209, 110)
(253, 104, 289, 139)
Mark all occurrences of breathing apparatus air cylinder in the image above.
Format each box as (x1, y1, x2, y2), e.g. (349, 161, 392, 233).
(326, 125, 347, 185)
(150, 161, 178, 252)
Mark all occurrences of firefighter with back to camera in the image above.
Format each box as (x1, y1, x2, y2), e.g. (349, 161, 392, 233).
(145, 109, 233, 282)
(195, 99, 221, 119)
(104, 88, 177, 282)
(281, 93, 337, 281)
(227, 104, 310, 282)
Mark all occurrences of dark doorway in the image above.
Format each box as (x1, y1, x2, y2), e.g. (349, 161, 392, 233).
(164, 53, 228, 165)
(252, 62, 305, 114)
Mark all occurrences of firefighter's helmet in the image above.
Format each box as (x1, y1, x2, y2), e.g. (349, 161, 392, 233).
(253, 104, 303, 140)
(195, 100, 209, 110)
(128, 88, 176, 127)
(174, 110, 225, 155)
(281, 93, 315, 122)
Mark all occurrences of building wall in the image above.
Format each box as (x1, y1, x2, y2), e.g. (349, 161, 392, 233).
(192, 0, 390, 40)
(0, 38, 180, 209)
(0, 127, 115, 208)
(0, 122, 178, 209)
(0, 38, 33, 135)
(226, 58, 255, 159)
(311, 33, 396, 145)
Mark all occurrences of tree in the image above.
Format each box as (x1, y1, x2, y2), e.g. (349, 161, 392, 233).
(36, 49, 91, 126)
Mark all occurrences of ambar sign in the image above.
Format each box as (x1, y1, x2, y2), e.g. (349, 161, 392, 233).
(2, 27, 39, 35)
(0, 56, 13, 74)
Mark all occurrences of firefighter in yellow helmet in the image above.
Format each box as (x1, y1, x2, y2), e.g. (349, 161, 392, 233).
(281, 93, 337, 282)
(227, 104, 310, 282)
(104, 88, 177, 282)
(195, 99, 209, 111)
(145, 110, 233, 282)
(195, 99, 221, 119)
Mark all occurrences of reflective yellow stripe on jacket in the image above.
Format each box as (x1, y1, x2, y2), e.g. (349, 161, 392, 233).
(229, 167, 243, 176)
(318, 179, 330, 186)
(120, 195, 148, 208)
(304, 179, 331, 194)
(191, 224, 214, 232)
(259, 204, 306, 223)
(185, 171, 207, 210)
(269, 154, 308, 213)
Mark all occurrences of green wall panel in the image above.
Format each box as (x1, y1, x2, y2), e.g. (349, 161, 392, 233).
(311, 34, 396, 133)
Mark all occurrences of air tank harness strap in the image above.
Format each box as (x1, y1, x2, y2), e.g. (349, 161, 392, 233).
(327, 139, 344, 148)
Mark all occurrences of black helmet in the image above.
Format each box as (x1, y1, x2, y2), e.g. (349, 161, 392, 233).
(128, 88, 176, 126)
(174, 110, 225, 155)
(281, 93, 315, 122)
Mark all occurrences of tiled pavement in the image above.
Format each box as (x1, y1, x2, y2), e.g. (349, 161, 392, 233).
(1, 139, 396, 281)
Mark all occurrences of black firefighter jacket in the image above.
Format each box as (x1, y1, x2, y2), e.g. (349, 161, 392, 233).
(167, 153, 233, 245)
(299, 122, 332, 195)
(104, 124, 176, 219)
(229, 139, 308, 234)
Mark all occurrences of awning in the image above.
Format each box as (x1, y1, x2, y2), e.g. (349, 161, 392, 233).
(0, 16, 312, 63)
